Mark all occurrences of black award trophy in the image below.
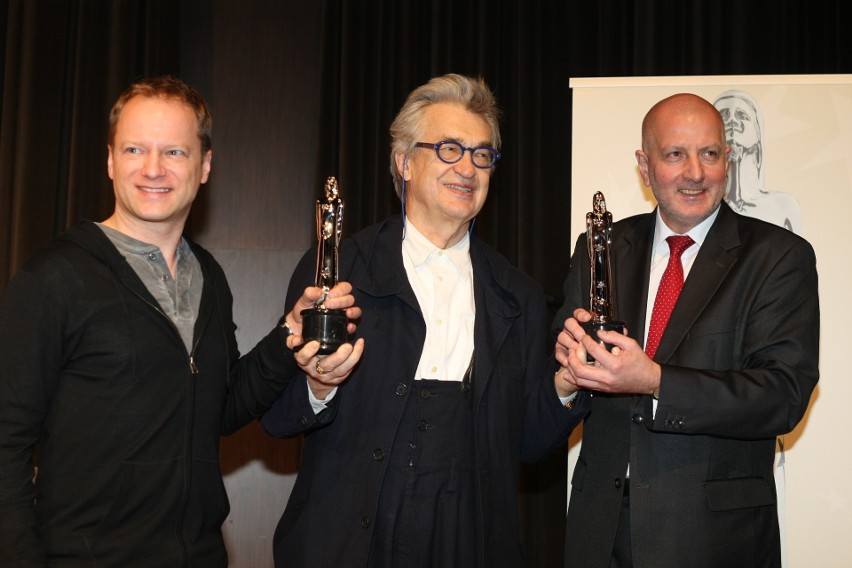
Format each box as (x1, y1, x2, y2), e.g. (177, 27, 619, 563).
(584, 191, 625, 362)
(300, 177, 349, 355)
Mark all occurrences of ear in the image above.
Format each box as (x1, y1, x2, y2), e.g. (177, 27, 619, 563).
(200, 149, 213, 184)
(107, 145, 115, 180)
(394, 152, 410, 181)
(635, 149, 651, 187)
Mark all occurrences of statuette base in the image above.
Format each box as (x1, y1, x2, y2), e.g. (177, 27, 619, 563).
(301, 307, 348, 355)
(584, 320, 626, 363)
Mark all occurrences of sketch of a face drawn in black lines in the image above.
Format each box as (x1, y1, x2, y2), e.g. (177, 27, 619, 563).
(714, 89, 802, 233)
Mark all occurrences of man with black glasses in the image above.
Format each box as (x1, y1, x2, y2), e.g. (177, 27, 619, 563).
(261, 73, 586, 568)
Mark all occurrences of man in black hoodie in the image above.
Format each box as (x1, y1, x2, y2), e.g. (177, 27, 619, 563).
(0, 76, 363, 567)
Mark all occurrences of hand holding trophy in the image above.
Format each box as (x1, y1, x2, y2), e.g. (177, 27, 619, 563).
(584, 191, 625, 362)
(300, 177, 350, 355)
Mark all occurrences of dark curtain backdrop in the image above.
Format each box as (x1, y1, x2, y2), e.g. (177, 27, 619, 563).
(3, 1, 851, 566)
(7, 0, 850, 293)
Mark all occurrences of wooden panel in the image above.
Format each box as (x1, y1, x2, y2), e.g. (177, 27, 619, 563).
(213, 247, 309, 567)
(185, 3, 328, 565)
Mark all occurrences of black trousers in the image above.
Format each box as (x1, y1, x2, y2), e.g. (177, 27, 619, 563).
(367, 379, 477, 568)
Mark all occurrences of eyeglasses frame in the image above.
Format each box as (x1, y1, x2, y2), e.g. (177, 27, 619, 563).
(414, 140, 501, 169)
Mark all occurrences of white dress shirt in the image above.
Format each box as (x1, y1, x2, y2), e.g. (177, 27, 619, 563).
(402, 219, 476, 381)
(643, 207, 719, 421)
(309, 218, 477, 413)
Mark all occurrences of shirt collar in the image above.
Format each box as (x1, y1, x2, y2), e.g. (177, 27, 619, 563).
(402, 217, 471, 270)
(97, 222, 190, 262)
(653, 205, 719, 252)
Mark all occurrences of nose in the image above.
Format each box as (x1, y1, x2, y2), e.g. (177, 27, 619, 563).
(683, 155, 705, 183)
(453, 150, 477, 178)
(142, 152, 166, 178)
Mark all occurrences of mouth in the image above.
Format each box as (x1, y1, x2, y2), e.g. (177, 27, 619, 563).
(445, 182, 473, 194)
(139, 186, 170, 194)
(678, 188, 705, 196)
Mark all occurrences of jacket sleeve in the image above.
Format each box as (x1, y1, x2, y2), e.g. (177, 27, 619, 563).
(209, 250, 304, 436)
(0, 256, 68, 567)
(518, 234, 592, 463)
(650, 238, 820, 439)
(521, 258, 589, 463)
(259, 247, 339, 438)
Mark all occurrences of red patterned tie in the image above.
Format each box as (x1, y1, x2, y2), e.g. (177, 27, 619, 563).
(645, 235, 695, 360)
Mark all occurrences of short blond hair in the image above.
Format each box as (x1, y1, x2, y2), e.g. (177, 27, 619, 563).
(108, 75, 212, 155)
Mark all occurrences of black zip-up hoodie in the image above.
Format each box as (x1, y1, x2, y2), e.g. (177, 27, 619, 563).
(0, 220, 297, 567)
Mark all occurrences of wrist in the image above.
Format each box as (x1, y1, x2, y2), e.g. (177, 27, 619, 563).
(278, 314, 296, 349)
(308, 380, 333, 402)
(650, 363, 662, 399)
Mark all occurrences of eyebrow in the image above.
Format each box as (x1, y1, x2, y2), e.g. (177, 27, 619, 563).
(435, 135, 492, 147)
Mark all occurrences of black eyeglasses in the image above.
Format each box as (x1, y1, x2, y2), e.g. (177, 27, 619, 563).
(414, 141, 501, 169)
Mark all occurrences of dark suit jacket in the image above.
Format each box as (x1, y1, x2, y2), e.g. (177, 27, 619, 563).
(554, 202, 819, 568)
(263, 215, 588, 568)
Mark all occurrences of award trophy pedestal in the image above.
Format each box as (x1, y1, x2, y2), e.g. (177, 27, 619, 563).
(584, 319, 626, 363)
(300, 307, 348, 355)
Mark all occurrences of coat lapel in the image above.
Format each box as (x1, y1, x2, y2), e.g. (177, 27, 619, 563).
(356, 215, 422, 315)
(469, 240, 519, 409)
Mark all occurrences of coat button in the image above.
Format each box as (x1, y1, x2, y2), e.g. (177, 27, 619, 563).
(298, 416, 309, 426)
(420, 388, 431, 399)
(631, 414, 643, 424)
(361, 516, 371, 528)
(395, 383, 408, 396)
(373, 449, 385, 461)
(417, 420, 430, 431)
(613, 478, 623, 489)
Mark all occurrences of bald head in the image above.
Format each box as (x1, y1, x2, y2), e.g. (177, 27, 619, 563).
(635, 92, 731, 234)
(641, 93, 726, 154)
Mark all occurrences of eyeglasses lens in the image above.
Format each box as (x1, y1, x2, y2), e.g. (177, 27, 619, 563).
(436, 142, 494, 168)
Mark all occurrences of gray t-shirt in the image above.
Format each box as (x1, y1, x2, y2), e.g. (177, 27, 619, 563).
(97, 223, 203, 354)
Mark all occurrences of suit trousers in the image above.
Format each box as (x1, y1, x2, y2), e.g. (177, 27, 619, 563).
(610, 482, 632, 568)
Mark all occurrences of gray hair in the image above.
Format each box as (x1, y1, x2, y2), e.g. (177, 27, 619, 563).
(389, 74, 501, 198)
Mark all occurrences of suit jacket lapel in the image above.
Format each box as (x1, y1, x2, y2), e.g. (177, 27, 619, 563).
(614, 214, 655, 346)
(654, 203, 740, 362)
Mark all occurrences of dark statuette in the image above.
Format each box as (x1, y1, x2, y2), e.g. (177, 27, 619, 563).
(300, 176, 349, 354)
(584, 191, 625, 362)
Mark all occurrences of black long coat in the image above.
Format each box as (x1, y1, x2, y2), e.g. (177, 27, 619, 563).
(262, 215, 587, 567)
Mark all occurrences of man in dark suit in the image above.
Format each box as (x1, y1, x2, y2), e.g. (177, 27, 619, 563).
(261, 73, 587, 567)
(552, 93, 819, 568)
